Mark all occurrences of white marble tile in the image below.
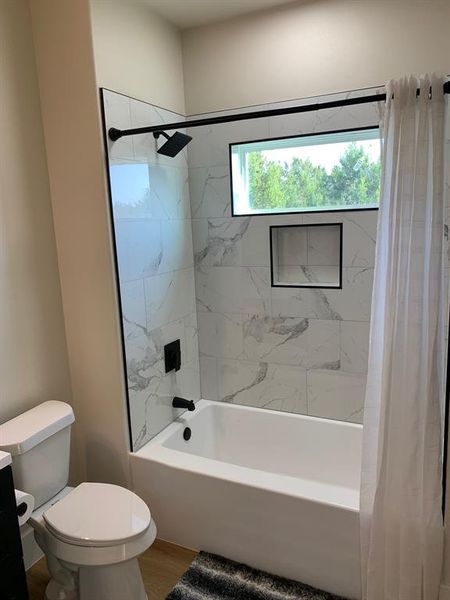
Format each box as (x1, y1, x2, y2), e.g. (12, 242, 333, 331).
(143, 392, 182, 441)
(148, 164, 191, 220)
(129, 387, 153, 450)
(144, 267, 196, 330)
(187, 118, 270, 168)
(307, 224, 341, 266)
(159, 219, 194, 274)
(184, 312, 200, 364)
(302, 211, 378, 268)
(271, 282, 339, 320)
(196, 266, 271, 315)
(240, 217, 272, 267)
(328, 267, 373, 321)
(304, 320, 341, 369)
(125, 319, 183, 381)
(267, 92, 383, 139)
(198, 312, 244, 359)
(276, 264, 340, 286)
(342, 212, 378, 267)
(242, 315, 308, 365)
(115, 219, 162, 282)
(143, 367, 198, 440)
(176, 356, 201, 399)
(129, 98, 188, 169)
(217, 359, 307, 414)
(192, 219, 209, 267)
(208, 217, 247, 266)
(102, 90, 134, 160)
(121, 279, 147, 340)
(271, 267, 373, 321)
(109, 159, 153, 219)
(307, 370, 366, 423)
(125, 316, 200, 448)
(275, 226, 308, 266)
(200, 354, 218, 401)
(205, 217, 247, 266)
(189, 166, 231, 218)
(109, 163, 190, 223)
(340, 320, 370, 374)
(242, 315, 340, 369)
(194, 216, 272, 268)
(261, 213, 305, 228)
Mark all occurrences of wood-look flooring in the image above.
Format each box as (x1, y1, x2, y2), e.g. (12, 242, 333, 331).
(26, 538, 197, 600)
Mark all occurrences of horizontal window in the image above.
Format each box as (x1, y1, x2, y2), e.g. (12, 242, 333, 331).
(230, 127, 381, 216)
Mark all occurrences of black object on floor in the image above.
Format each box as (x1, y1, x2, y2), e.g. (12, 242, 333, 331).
(165, 551, 347, 600)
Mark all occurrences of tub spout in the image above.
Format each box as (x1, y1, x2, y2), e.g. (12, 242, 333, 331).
(172, 396, 196, 411)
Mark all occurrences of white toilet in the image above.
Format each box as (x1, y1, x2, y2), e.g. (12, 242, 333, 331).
(0, 401, 156, 600)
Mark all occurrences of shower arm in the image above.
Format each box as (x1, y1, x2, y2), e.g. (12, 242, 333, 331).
(153, 131, 169, 141)
(108, 81, 450, 142)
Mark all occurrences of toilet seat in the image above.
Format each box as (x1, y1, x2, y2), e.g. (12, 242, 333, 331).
(39, 518, 157, 567)
(43, 482, 151, 548)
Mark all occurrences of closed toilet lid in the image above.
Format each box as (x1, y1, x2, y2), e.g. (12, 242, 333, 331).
(43, 482, 151, 547)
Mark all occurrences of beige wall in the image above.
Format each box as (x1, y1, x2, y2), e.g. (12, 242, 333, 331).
(90, 0, 186, 113)
(0, 1, 71, 425)
(182, 0, 450, 114)
(29, 0, 130, 486)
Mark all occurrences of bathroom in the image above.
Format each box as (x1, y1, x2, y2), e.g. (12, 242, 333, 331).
(0, 1, 449, 599)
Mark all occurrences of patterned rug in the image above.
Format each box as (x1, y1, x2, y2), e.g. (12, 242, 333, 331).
(166, 552, 346, 600)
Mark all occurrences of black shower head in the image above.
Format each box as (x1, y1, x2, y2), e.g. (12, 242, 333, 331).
(153, 131, 192, 157)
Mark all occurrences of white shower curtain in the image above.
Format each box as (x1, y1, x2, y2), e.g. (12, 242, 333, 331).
(360, 74, 447, 600)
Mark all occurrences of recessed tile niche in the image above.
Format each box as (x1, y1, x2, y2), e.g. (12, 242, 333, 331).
(270, 223, 342, 288)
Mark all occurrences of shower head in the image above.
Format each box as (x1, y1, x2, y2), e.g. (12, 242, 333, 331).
(153, 131, 192, 157)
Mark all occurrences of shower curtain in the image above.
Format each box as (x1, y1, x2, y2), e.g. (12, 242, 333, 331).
(360, 74, 447, 600)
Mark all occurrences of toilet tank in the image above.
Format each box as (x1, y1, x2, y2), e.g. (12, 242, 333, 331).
(0, 401, 75, 509)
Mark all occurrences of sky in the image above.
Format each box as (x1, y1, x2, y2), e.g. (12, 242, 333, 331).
(260, 138, 380, 174)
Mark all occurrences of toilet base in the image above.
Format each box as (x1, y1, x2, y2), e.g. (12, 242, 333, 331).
(45, 557, 148, 600)
(45, 578, 77, 600)
(79, 558, 148, 600)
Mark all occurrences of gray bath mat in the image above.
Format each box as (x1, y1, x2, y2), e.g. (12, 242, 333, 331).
(165, 551, 346, 600)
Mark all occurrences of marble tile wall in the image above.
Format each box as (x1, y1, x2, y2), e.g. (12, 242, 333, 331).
(188, 90, 384, 423)
(102, 90, 200, 450)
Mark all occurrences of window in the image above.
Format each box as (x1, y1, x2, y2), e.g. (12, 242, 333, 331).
(230, 127, 381, 216)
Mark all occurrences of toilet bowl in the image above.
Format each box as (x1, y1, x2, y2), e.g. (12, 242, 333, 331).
(30, 483, 156, 600)
(0, 401, 156, 600)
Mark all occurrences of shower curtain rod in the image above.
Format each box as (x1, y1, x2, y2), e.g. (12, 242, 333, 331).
(108, 81, 450, 141)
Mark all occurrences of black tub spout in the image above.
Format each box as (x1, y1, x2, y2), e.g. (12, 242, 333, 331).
(172, 396, 196, 411)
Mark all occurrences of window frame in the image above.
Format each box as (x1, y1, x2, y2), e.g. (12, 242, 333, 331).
(229, 125, 381, 218)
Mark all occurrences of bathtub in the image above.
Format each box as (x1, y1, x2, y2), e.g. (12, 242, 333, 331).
(130, 400, 362, 599)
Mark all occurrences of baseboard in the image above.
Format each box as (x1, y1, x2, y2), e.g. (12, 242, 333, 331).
(440, 583, 450, 600)
(21, 523, 43, 570)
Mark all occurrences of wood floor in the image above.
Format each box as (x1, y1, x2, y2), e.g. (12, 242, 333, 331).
(26, 538, 197, 600)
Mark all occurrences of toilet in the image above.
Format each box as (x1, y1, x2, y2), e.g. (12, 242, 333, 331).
(0, 401, 156, 600)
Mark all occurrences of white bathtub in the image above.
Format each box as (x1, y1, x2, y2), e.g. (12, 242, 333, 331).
(131, 400, 362, 599)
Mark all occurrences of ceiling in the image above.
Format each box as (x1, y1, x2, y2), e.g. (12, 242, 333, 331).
(143, 0, 300, 29)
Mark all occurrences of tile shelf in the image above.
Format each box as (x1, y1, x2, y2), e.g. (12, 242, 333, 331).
(270, 223, 343, 289)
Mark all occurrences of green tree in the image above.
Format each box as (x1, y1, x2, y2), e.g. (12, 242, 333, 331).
(327, 143, 380, 207)
(288, 158, 328, 208)
(246, 143, 380, 210)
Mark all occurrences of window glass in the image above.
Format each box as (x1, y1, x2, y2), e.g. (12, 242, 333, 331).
(230, 128, 381, 215)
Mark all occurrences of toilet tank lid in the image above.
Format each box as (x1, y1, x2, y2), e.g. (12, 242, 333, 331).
(0, 401, 74, 455)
